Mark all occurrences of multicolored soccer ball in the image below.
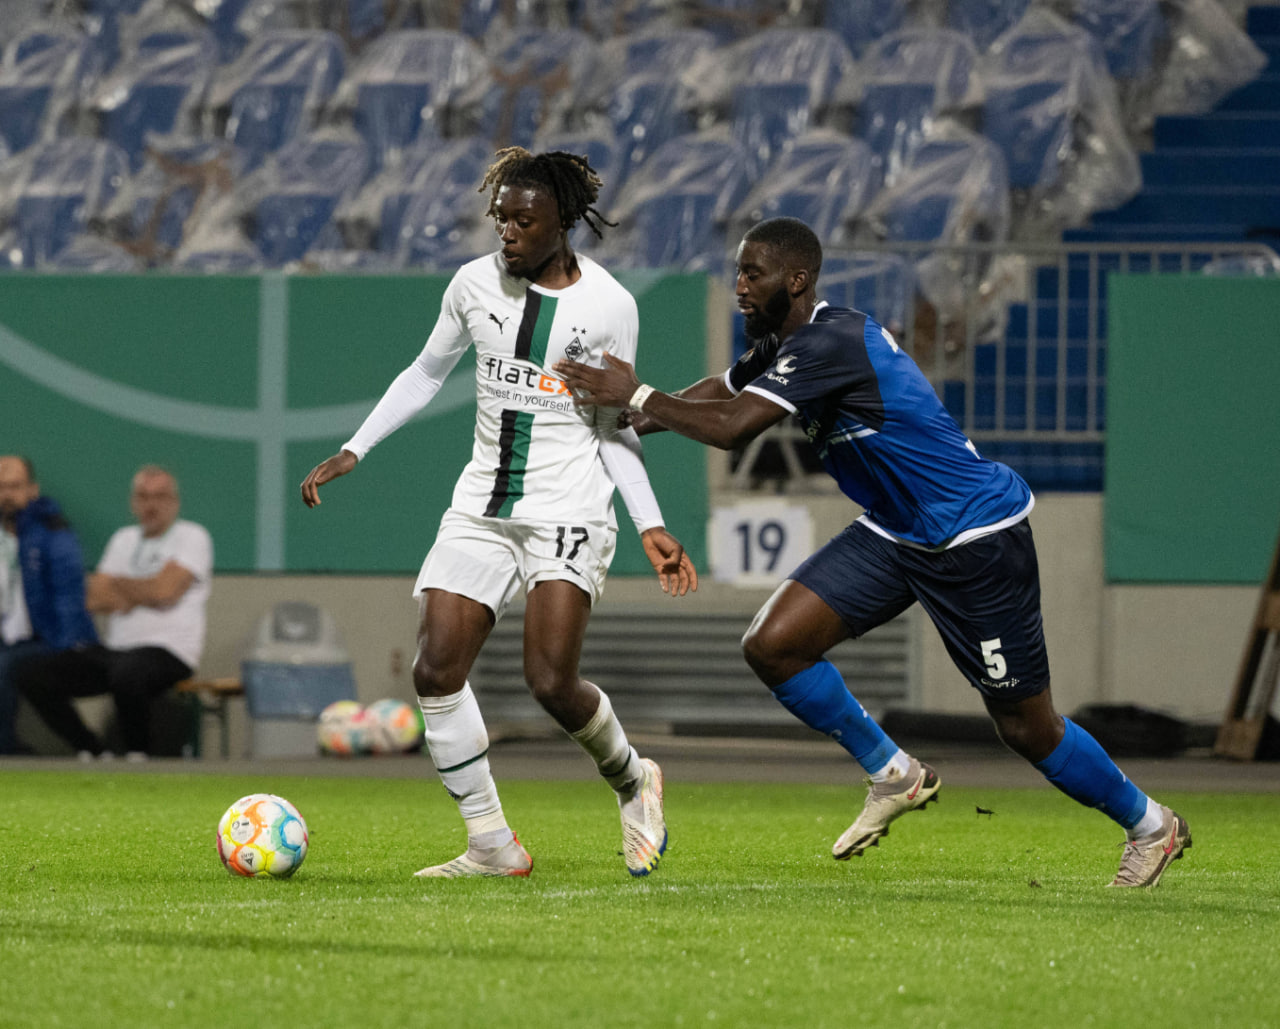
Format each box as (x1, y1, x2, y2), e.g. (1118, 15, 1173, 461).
(365, 698, 424, 754)
(216, 793, 309, 878)
(317, 699, 372, 756)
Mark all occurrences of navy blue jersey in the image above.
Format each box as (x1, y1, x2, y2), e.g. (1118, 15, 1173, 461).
(728, 304, 1032, 548)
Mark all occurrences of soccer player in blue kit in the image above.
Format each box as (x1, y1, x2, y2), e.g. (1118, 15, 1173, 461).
(556, 217, 1191, 887)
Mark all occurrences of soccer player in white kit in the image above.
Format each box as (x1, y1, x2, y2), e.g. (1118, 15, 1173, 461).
(301, 148, 697, 879)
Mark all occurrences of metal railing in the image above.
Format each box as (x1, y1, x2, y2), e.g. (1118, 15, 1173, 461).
(730, 240, 1279, 491)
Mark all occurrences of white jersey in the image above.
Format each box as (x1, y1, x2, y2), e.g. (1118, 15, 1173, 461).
(411, 253, 638, 524)
(97, 519, 213, 670)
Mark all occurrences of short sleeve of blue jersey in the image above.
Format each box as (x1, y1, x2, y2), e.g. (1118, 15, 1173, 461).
(741, 309, 874, 412)
(727, 337, 778, 394)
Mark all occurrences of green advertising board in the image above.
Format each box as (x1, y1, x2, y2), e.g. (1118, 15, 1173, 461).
(0, 273, 708, 575)
(1106, 275, 1280, 584)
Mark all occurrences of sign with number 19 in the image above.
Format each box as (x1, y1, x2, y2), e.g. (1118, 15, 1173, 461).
(708, 501, 814, 586)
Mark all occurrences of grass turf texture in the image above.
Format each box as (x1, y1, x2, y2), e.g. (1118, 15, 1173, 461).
(1, 770, 1277, 1028)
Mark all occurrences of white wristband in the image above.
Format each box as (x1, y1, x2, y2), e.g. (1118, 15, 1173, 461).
(629, 384, 655, 411)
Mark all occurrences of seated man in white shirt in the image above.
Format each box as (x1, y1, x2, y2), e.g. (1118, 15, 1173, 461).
(16, 465, 212, 759)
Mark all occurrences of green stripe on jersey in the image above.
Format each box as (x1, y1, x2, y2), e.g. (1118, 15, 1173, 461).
(486, 408, 536, 518)
(524, 291, 557, 366)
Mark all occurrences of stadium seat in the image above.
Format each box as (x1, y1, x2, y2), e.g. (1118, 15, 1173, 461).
(5, 138, 129, 267)
(473, 28, 599, 147)
(946, 0, 1032, 52)
(852, 29, 981, 187)
(730, 80, 813, 180)
(90, 30, 218, 171)
(819, 252, 915, 334)
(822, 0, 910, 57)
(729, 129, 876, 245)
(96, 138, 247, 261)
(0, 27, 102, 155)
(244, 132, 371, 265)
(979, 9, 1139, 226)
(204, 30, 346, 165)
(337, 30, 490, 171)
(582, 26, 717, 106)
(605, 72, 697, 184)
(1066, 0, 1164, 81)
(598, 130, 753, 270)
(44, 233, 142, 270)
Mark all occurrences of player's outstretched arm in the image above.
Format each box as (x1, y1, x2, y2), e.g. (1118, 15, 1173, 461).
(640, 527, 698, 597)
(300, 449, 358, 508)
(557, 354, 785, 450)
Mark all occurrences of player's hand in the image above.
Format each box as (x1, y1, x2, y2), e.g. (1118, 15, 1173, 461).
(640, 527, 698, 597)
(300, 450, 358, 508)
(554, 353, 642, 408)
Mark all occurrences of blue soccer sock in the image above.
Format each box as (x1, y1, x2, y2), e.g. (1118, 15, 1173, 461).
(1033, 717, 1148, 830)
(772, 661, 899, 774)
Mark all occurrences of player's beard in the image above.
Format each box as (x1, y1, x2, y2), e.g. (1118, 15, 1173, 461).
(743, 284, 791, 339)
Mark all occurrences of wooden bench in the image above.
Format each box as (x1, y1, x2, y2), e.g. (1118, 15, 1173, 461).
(174, 677, 243, 759)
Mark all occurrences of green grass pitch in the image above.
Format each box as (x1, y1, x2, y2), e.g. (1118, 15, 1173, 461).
(1, 768, 1277, 1028)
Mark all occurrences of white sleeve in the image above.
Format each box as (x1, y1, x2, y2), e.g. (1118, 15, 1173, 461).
(593, 283, 663, 533)
(341, 282, 471, 460)
(598, 425, 665, 534)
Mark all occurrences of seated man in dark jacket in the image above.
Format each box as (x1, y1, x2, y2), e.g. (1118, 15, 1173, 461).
(0, 455, 97, 755)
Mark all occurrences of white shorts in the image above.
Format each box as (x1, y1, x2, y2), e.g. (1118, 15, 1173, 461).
(414, 508, 616, 621)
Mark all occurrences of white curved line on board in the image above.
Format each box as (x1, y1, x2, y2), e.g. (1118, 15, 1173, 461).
(0, 322, 473, 438)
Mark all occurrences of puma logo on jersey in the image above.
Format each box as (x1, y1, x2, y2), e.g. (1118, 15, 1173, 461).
(489, 313, 509, 334)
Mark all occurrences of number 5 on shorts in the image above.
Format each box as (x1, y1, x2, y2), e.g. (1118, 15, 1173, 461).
(981, 638, 1006, 680)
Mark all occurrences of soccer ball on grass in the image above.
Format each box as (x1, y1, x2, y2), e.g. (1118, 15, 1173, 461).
(216, 793, 309, 878)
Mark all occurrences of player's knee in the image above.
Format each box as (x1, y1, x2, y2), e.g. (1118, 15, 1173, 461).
(522, 664, 575, 708)
(412, 648, 458, 698)
(741, 619, 789, 682)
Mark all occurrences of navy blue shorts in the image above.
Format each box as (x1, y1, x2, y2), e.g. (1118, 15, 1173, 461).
(791, 519, 1050, 701)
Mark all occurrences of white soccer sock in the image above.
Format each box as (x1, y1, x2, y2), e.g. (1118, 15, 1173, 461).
(418, 684, 512, 847)
(868, 748, 913, 783)
(569, 686, 644, 797)
(1127, 796, 1165, 839)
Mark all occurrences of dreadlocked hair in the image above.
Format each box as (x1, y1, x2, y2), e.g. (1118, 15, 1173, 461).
(479, 146, 616, 238)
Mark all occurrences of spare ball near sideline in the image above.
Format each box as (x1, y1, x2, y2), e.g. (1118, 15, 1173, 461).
(216, 793, 309, 878)
(317, 699, 372, 756)
(365, 698, 424, 754)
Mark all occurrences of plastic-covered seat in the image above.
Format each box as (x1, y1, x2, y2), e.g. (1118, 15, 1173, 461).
(822, 0, 909, 57)
(946, 0, 1032, 52)
(819, 253, 916, 336)
(44, 233, 143, 270)
(689, 28, 856, 178)
(1065, 0, 1164, 80)
(243, 132, 371, 265)
(858, 126, 1009, 244)
(581, 26, 716, 106)
(472, 28, 599, 147)
(91, 30, 218, 171)
(730, 130, 876, 245)
(598, 130, 753, 270)
(204, 30, 345, 164)
(0, 26, 104, 154)
(979, 9, 1139, 226)
(852, 29, 982, 187)
(336, 30, 489, 171)
(97, 137, 246, 260)
(2, 138, 129, 267)
(606, 72, 696, 183)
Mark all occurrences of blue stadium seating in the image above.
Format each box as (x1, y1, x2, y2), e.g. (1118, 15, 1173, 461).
(820, 253, 915, 334)
(730, 130, 875, 244)
(606, 73, 697, 182)
(731, 80, 813, 180)
(248, 134, 371, 265)
(1068, 0, 1164, 80)
(945, 0, 1031, 51)
(9, 138, 129, 267)
(598, 131, 753, 270)
(475, 28, 598, 148)
(0, 27, 101, 155)
(92, 31, 217, 171)
(854, 28, 981, 186)
(206, 31, 345, 164)
(822, 0, 909, 57)
(344, 30, 488, 170)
